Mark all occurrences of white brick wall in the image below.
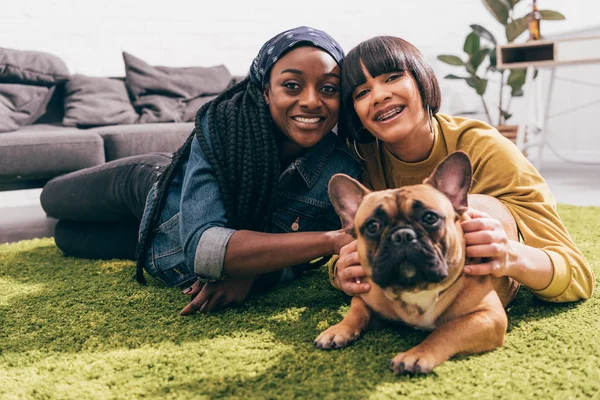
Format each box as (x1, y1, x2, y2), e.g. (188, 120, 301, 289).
(3, 0, 600, 160)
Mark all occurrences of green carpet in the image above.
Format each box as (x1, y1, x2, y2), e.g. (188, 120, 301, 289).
(1, 204, 599, 400)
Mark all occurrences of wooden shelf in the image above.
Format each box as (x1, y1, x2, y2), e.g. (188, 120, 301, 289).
(497, 36, 600, 69)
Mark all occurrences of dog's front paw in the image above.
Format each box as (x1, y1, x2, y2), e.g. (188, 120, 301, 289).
(314, 324, 361, 350)
(389, 348, 442, 375)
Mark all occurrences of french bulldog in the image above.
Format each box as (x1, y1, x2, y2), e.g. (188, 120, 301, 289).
(314, 151, 520, 374)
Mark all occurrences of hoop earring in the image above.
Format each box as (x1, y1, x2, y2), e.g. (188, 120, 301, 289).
(353, 137, 379, 161)
(427, 106, 434, 135)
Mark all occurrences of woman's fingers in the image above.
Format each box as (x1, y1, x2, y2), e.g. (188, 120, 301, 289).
(465, 208, 491, 219)
(199, 293, 224, 313)
(339, 240, 358, 258)
(182, 279, 203, 297)
(180, 283, 213, 316)
(340, 265, 365, 281)
(340, 280, 371, 295)
(465, 243, 504, 258)
(339, 265, 369, 295)
(464, 260, 499, 276)
(464, 230, 506, 246)
(338, 251, 360, 271)
(461, 215, 503, 234)
(332, 231, 355, 255)
(337, 242, 371, 295)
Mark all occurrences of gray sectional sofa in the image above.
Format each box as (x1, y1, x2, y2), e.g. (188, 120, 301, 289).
(0, 47, 240, 191)
(0, 84, 194, 190)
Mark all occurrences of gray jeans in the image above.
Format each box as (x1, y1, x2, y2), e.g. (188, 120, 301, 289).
(40, 153, 172, 260)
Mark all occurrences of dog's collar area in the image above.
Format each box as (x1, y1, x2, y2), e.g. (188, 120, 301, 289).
(397, 270, 465, 313)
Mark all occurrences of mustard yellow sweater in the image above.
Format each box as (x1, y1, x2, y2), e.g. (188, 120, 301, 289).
(354, 114, 595, 303)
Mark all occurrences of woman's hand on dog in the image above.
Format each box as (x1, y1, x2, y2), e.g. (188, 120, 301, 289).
(329, 229, 356, 255)
(461, 208, 519, 278)
(336, 240, 371, 296)
(179, 276, 256, 315)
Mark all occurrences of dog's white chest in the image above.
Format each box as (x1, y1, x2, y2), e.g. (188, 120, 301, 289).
(365, 287, 442, 330)
(400, 289, 440, 311)
(398, 290, 440, 329)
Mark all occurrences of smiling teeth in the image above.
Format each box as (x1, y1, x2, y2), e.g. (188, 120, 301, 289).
(377, 107, 403, 121)
(293, 117, 321, 124)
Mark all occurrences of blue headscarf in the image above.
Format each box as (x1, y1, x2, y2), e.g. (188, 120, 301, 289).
(249, 26, 345, 88)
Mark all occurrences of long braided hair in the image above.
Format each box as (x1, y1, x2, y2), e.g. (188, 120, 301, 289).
(135, 77, 280, 283)
(135, 26, 346, 283)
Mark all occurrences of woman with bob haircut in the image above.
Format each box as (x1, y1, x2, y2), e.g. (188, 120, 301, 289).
(332, 35, 594, 303)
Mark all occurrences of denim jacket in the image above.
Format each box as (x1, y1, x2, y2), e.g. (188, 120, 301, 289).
(139, 115, 361, 288)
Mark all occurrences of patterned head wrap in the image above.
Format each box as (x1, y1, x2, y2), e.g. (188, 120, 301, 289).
(249, 26, 344, 88)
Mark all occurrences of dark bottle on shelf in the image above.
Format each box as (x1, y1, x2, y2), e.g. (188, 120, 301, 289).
(529, 0, 542, 40)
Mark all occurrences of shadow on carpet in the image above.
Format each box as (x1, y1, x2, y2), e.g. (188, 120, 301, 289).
(1, 204, 599, 399)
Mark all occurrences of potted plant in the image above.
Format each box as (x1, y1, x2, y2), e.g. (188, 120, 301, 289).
(437, 0, 565, 142)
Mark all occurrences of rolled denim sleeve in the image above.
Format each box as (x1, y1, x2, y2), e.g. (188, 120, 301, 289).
(180, 116, 235, 281)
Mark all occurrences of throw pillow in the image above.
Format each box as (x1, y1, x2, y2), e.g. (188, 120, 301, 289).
(63, 75, 139, 128)
(0, 83, 54, 133)
(0, 47, 70, 86)
(123, 51, 232, 123)
(182, 95, 218, 122)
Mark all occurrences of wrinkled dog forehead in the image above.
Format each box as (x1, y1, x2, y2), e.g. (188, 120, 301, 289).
(355, 185, 455, 227)
(355, 189, 398, 227)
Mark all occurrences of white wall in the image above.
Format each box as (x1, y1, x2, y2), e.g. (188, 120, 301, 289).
(536, 26, 600, 162)
(3, 0, 600, 160)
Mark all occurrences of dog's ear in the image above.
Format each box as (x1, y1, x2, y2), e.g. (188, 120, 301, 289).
(329, 174, 371, 234)
(424, 151, 472, 215)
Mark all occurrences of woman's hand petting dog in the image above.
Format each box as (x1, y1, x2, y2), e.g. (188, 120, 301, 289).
(329, 229, 356, 256)
(179, 276, 256, 315)
(336, 240, 371, 296)
(461, 208, 519, 278)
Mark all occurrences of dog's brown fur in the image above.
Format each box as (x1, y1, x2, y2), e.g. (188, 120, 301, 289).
(314, 152, 520, 374)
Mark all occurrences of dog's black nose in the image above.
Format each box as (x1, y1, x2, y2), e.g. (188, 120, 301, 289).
(391, 228, 417, 244)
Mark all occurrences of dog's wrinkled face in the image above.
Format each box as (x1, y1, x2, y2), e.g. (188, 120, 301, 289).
(355, 185, 463, 291)
(329, 151, 472, 294)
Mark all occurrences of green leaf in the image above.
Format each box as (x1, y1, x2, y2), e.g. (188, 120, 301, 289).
(473, 77, 488, 95)
(470, 48, 491, 72)
(444, 74, 470, 80)
(506, 0, 520, 8)
(501, 109, 513, 120)
(482, 0, 510, 25)
(539, 10, 566, 20)
(506, 16, 529, 42)
(475, 79, 488, 95)
(507, 68, 526, 87)
(470, 24, 497, 45)
(437, 55, 465, 66)
(489, 46, 498, 70)
(507, 68, 526, 96)
(464, 32, 481, 56)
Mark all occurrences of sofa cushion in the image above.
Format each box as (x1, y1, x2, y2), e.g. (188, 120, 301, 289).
(181, 95, 218, 122)
(92, 122, 193, 161)
(0, 84, 55, 133)
(0, 124, 105, 182)
(0, 48, 70, 86)
(123, 52, 231, 123)
(63, 74, 139, 127)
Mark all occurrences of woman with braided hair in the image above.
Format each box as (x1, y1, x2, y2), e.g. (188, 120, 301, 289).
(40, 26, 361, 315)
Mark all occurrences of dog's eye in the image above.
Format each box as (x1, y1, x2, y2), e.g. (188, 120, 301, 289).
(366, 220, 381, 234)
(422, 212, 439, 225)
